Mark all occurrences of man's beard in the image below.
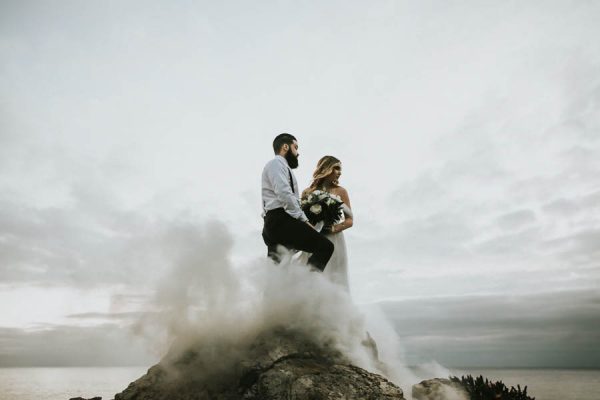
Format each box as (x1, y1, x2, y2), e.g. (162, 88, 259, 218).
(285, 150, 299, 169)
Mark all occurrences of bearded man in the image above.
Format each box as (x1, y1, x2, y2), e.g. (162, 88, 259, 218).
(261, 133, 334, 272)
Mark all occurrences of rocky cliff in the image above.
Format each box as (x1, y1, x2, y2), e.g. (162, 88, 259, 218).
(113, 326, 406, 400)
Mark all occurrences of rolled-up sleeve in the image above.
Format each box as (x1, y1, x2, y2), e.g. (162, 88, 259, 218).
(266, 161, 308, 222)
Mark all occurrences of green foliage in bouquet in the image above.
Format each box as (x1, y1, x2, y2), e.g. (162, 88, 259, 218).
(449, 374, 534, 400)
(301, 190, 344, 226)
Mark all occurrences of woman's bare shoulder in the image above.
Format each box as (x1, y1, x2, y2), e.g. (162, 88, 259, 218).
(332, 186, 349, 196)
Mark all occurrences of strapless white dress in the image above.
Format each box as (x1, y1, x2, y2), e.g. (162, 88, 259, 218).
(298, 204, 352, 292)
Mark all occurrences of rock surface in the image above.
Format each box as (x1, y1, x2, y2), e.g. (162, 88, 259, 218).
(412, 378, 469, 400)
(113, 326, 405, 400)
(69, 397, 102, 400)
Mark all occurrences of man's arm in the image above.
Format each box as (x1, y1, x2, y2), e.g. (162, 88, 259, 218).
(266, 161, 309, 222)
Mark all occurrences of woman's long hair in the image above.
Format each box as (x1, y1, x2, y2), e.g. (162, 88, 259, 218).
(308, 155, 341, 192)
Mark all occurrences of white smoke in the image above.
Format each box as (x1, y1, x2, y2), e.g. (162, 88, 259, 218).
(130, 219, 432, 391)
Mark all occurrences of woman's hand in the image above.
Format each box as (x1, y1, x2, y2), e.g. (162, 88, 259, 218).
(321, 224, 333, 234)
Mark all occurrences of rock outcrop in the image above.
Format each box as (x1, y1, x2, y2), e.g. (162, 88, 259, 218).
(69, 397, 102, 400)
(412, 378, 469, 400)
(113, 326, 405, 400)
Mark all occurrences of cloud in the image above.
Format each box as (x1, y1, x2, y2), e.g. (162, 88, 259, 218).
(495, 209, 536, 231)
(543, 228, 600, 270)
(0, 187, 239, 287)
(6, 287, 597, 369)
(0, 324, 156, 367)
(541, 197, 580, 217)
(379, 289, 600, 368)
(66, 311, 150, 321)
(0, 196, 147, 285)
(541, 189, 600, 218)
(471, 227, 542, 257)
(353, 48, 600, 301)
(387, 174, 449, 217)
(386, 212, 475, 261)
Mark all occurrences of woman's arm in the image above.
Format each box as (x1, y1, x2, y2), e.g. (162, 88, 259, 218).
(332, 187, 353, 233)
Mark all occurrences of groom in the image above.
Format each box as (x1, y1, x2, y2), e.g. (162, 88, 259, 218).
(261, 133, 334, 271)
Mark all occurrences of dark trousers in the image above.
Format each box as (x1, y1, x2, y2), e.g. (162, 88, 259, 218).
(262, 208, 334, 272)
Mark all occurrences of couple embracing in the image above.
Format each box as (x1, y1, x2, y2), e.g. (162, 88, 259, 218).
(261, 133, 354, 290)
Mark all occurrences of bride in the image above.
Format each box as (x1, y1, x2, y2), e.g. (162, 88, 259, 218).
(300, 156, 353, 291)
(300, 159, 378, 360)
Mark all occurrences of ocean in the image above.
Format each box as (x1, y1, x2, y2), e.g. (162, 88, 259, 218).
(0, 367, 598, 400)
(449, 368, 600, 400)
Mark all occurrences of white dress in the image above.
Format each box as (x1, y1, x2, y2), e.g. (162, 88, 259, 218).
(298, 203, 353, 292)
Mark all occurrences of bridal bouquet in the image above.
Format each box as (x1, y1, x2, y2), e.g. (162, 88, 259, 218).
(301, 190, 344, 228)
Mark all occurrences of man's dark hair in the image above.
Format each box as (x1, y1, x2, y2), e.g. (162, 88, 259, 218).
(272, 133, 297, 154)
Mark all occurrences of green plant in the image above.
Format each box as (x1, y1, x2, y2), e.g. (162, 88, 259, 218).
(449, 374, 534, 400)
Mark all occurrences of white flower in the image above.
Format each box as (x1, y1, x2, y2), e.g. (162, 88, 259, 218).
(310, 204, 322, 214)
(325, 198, 334, 206)
(331, 194, 342, 202)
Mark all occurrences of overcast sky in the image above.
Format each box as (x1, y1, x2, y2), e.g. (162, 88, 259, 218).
(1, 0, 599, 368)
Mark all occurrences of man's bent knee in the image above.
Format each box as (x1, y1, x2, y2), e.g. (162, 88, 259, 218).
(321, 237, 334, 255)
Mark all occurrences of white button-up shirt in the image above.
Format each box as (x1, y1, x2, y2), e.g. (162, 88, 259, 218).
(262, 155, 308, 222)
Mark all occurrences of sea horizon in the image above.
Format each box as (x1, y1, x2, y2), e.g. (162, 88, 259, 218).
(1, 366, 599, 400)
(3, 365, 599, 369)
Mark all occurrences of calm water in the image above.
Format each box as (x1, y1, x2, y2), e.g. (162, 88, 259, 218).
(450, 368, 600, 400)
(0, 367, 598, 399)
(0, 367, 148, 400)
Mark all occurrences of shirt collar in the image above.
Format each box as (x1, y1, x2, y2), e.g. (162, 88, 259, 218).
(275, 154, 289, 167)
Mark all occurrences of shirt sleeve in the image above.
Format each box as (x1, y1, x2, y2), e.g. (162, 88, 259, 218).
(266, 161, 309, 222)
